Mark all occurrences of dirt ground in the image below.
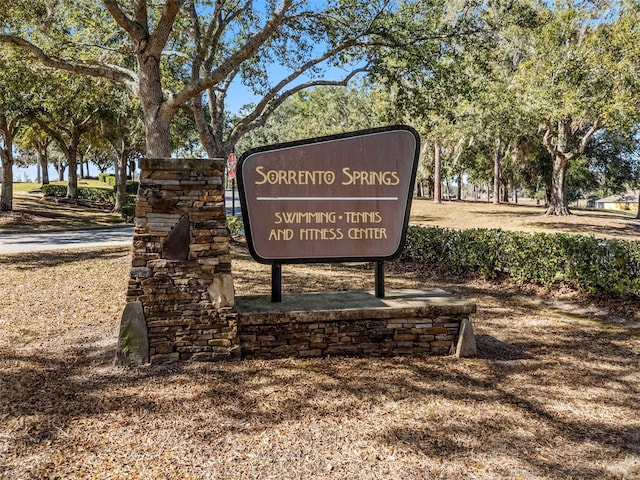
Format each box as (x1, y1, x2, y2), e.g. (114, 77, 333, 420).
(0, 195, 125, 233)
(1, 241, 639, 479)
(2, 194, 639, 240)
(409, 198, 640, 240)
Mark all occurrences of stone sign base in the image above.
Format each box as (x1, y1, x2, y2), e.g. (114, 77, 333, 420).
(115, 158, 237, 367)
(236, 289, 477, 359)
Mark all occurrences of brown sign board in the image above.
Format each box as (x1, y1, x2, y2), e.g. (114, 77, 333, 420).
(237, 126, 420, 264)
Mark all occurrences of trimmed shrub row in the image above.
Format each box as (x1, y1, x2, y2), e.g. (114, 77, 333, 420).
(120, 194, 137, 221)
(98, 174, 139, 194)
(98, 173, 117, 185)
(42, 184, 115, 203)
(400, 226, 640, 296)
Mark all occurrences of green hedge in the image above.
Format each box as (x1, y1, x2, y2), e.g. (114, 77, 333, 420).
(98, 173, 114, 184)
(226, 215, 243, 235)
(117, 194, 137, 220)
(42, 184, 115, 203)
(401, 226, 640, 296)
(98, 174, 139, 194)
(117, 180, 139, 195)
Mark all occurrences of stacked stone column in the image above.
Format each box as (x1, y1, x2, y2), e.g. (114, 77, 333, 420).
(116, 158, 238, 365)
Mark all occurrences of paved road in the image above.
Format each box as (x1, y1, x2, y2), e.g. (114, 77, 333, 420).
(1, 190, 242, 254)
(0, 226, 135, 254)
(226, 187, 242, 216)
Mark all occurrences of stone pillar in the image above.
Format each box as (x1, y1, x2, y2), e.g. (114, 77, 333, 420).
(116, 158, 239, 365)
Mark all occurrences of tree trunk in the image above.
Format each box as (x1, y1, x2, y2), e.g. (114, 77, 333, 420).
(457, 173, 462, 200)
(545, 153, 570, 215)
(433, 142, 442, 204)
(143, 110, 173, 158)
(1, 155, 13, 211)
(113, 153, 129, 214)
(545, 120, 571, 216)
(67, 151, 78, 200)
(493, 139, 502, 205)
(138, 50, 174, 158)
(502, 178, 509, 203)
(0, 116, 15, 211)
(192, 93, 217, 159)
(543, 117, 602, 216)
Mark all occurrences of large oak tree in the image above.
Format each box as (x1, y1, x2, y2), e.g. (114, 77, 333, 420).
(517, 0, 640, 215)
(1, 0, 454, 160)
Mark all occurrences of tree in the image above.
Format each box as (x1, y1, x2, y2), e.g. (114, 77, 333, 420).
(454, 0, 543, 205)
(1, 0, 454, 161)
(0, 51, 35, 211)
(517, 0, 640, 215)
(236, 81, 388, 151)
(99, 88, 145, 213)
(583, 130, 636, 197)
(370, 0, 520, 204)
(16, 125, 54, 185)
(31, 72, 111, 200)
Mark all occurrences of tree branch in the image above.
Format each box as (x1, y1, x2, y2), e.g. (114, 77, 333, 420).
(542, 119, 560, 158)
(0, 35, 136, 89)
(34, 119, 70, 159)
(170, 0, 296, 108)
(203, 0, 247, 71)
(229, 67, 367, 144)
(578, 118, 603, 154)
(148, 0, 184, 56)
(102, 0, 145, 41)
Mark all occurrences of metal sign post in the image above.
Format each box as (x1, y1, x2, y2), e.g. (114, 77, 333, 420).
(375, 261, 385, 298)
(271, 264, 282, 303)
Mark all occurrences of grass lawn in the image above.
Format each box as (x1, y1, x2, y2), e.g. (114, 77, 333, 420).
(11, 179, 114, 193)
(0, 197, 638, 479)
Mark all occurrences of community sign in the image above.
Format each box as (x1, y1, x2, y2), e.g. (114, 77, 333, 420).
(237, 126, 420, 264)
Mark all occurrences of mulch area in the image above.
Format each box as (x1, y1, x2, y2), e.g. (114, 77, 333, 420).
(0, 245, 639, 479)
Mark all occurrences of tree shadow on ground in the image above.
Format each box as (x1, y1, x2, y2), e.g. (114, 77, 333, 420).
(475, 334, 531, 360)
(528, 220, 640, 239)
(0, 247, 130, 270)
(1, 277, 639, 478)
(0, 196, 122, 232)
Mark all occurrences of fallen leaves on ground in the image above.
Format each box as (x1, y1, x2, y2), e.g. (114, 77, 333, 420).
(1, 245, 639, 479)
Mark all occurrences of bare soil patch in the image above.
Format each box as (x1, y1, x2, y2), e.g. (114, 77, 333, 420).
(1, 244, 639, 479)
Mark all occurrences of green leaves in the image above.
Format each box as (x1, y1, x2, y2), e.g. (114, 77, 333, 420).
(235, 81, 388, 151)
(401, 225, 640, 296)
